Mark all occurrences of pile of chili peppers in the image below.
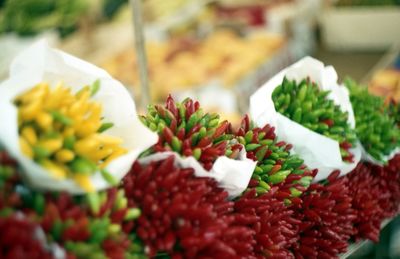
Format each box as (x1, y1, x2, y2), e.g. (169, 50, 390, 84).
(0, 97, 399, 259)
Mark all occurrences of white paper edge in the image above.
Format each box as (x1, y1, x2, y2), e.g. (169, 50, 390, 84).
(0, 40, 158, 194)
(250, 56, 362, 182)
(138, 148, 257, 198)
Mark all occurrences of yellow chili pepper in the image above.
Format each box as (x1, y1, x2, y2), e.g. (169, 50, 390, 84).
(90, 147, 113, 161)
(44, 83, 66, 110)
(20, 136, 33, 158)
(74, 136, 100, 156)
(20, 100, 41, 121)
(36, 112, 53, 130)
(75, 121, 101, 138)
(21, 126, 37, 145)
(39, 138, 63, 154)
(55, 149, 75, 163)
(96, 134, 123, 146)
(74, 174, 94, 192)
(62, 127, 75, 138)
(40, 159, 67, 179)
(17, 83, 47, 104)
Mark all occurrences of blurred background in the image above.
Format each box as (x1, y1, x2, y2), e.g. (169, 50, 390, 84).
(0, 0, 399, 257)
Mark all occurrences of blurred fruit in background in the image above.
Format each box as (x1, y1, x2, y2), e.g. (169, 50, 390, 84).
(369, 69, 400, 103)
(102, 29, 284, 102)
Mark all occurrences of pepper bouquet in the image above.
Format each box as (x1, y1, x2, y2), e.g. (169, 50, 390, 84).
(250, 57, 362, 182)
(0, 41, 158, 193)
(345, 78, 399, 164)
(139, 95, 256, 197)
(272, 77, 357, 163)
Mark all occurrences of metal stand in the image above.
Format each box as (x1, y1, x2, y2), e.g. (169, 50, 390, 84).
(130, 0, 150, 109)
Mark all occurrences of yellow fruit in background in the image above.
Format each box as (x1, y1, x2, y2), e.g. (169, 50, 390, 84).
(102, 30, 285, 102)
(370, 69, 400, 102)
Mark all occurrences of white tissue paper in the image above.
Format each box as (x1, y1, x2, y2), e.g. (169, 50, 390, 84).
(0, 40, 158, 193)
(139, 147, 257, 198)
(250, 56, 362, 182)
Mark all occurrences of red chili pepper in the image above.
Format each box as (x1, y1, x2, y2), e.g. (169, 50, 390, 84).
(270, 165, 282, 174)
(163, 127, 174, 144)
(166, 95, 178, 118)
(321, 119, 334, 127)
(213, 121, 229, 139)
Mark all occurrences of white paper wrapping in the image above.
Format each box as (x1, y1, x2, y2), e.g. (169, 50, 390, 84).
(0, 32, 59, 80)
(139, 148, 257, 198)
(250, 57, 362, 182)
(0, 41, 158, 194)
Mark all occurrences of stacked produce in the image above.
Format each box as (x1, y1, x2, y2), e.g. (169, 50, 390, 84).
(371, 157, 400, 218)
(272, 77, 357, 162)
(382, 154, 400, 215)
(0, 150, 53, 258)
(292, 171, 356, 258)
(2, 148, 395, 259)
(235, 115, 316, 200)
(345, 163, 389, 242)
(140, 95, 238, 170)
(0, 214, 54, 258)
(0, 150, 144, 258)
(15, 81, 127, 192)
(345, 155, 400, 243)
(345, 78, 399, 162)
(122, 156, 256, 258)
(1, 44, 400, 259)
(233, 187, 299, 258)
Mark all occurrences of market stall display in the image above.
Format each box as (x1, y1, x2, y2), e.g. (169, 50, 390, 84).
(0, 43, 399, 259)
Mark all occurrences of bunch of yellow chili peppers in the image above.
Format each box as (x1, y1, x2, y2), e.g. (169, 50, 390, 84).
(15, 81, 127, 192)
